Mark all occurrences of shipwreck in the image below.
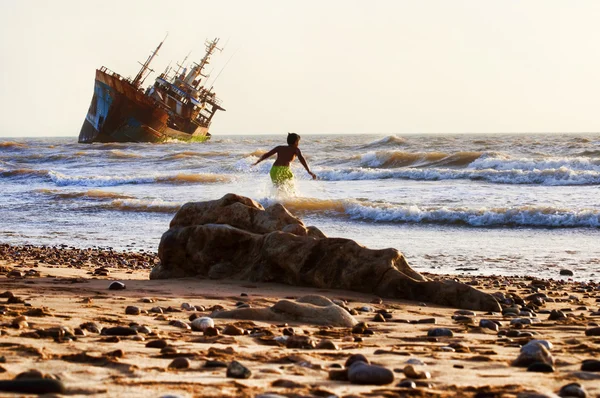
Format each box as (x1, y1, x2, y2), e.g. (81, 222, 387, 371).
(79, 37, 225, 143)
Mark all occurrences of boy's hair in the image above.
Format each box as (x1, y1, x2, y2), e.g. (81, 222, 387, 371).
(287, 133, 301, 145)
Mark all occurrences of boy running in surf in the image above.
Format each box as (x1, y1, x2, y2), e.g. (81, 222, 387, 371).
(252, 133, 316, 185)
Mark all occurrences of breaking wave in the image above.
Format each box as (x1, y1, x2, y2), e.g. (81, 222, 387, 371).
(34, 188, 135, 200)
(108, 150, 143, 159)
(0, 168, 50, 179)
(0, 141, 28, 149)
(364, 135, 407, 148)
(344, 203, 600, 228)
(318, 166, 600, 185)
(101, 199, 182, 213)
(48, 171, 232, 187)
(257, 197, 600, 228)
(360, 151, 483, 168)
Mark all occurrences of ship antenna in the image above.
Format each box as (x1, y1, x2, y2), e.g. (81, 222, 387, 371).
(132, 32, 168, 87)
(209, 47, 238, 87)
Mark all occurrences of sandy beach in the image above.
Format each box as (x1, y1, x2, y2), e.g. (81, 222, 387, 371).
(1, 244, 599, 397)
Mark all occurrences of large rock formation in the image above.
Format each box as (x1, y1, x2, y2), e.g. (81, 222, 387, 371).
(151, 194, 500, 312)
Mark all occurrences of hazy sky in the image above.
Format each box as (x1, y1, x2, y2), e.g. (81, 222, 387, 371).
(1, 0, 600, 137)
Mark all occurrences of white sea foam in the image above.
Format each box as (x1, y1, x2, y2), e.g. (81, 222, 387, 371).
(343, 203, 600, 228)
(317, 166, 600, 185)
(48, 171, 231, 187)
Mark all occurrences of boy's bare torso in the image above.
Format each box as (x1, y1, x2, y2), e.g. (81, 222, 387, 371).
(272, 146, 298, 167)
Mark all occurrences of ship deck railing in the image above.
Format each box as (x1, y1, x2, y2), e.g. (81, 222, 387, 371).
(99, 66, 127, 82)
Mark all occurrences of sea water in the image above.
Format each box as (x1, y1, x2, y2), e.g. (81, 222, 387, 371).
(1, 134, 599, 281)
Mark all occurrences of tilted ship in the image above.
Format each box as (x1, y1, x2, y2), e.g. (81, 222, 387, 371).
(79, 37, 225, 143)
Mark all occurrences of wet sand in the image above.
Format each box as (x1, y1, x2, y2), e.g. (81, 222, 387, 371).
(0, 244, 599, 397)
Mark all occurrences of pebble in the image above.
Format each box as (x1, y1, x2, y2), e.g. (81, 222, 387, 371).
(558, 382, 587, 397)
(373, 313, 386, 322)
(226, 361, 251, 379)
(204, 360, 228, 368)
(191, 317, 214, 332)
(347, 361, 394, 385)
(169, 320, 190, 330)
(168, 357, 191, 369)
(527, 362, 554, 372)
(403, 365, 431, 379)
(479, 319, 499, 332)
(181, 303, 195, 311)
(285, 335, 316, 349)
(585, 327, 600, 336)
(513, 341, 554, 367)
(549, 310, 567, 320)
(108, 281, 126, 290)
(510, 318, 532, 326)
(345, 354, 369, 367)
(560, 269, 574, 276)
(222, 325, 244, 336)
(102, 326, 137, 336)
(146, 339, 168, 349)
(125, 306, 140, 315)
(427, 328, 453, 337)
(79, 322, 100, 334)
(405, 358, 426, 366)
(455, 310, 476, 316)
(204, 327, 219, 337)
(0, 379, 65, 395)
(316, 339, 339, 350)
(397, 379, 417, 389)
(581, 359, 600, 372)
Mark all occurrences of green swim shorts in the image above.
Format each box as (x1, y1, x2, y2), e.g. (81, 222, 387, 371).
(270, 166, 294, 185)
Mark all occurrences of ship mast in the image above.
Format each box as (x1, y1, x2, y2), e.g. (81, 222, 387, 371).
(183, 38, 221, 89)
(132, 33, 168, 88)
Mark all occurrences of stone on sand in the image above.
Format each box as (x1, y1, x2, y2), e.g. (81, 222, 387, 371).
(151, 194, 501, 311)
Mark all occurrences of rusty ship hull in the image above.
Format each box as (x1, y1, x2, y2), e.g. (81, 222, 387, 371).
(79, 69, 210, 143)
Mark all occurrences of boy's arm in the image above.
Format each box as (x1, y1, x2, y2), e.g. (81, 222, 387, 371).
(253, 146, 279, 165)
(297, 148, 317, 179)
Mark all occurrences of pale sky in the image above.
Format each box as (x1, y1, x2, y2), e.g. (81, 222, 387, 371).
(1, 0, 600, 137)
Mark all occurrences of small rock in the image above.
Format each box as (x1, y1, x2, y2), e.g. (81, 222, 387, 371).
(108, 281, 126, 290)
(558, 382, 587, 397)
(455, 310, 476, 316)
(560, 269, 574, 276)
(169, 320, 190, 330)
(549, 310, 566, 320)
(0, 379, 65, 394)
(146, 339, 169, 349)
(204, 360, 228, 368)
(479, 319, 499, 332)
(168, 357, 191, 369)
(316, 339, 339, 350)
(513, 341, 553, 367)
(585, 327, 600, 336)
(398, 379, 417, 388)
(285, 335, 316, 349)
(227, 361, 251, 379)
(345, 354, 369, 367)
(222, 325, 244, 336)
(204, 327, 219, 337)
(191, 317, 214, 332)
(403, 365, 431, 379)
(373, 313, 386, 322)
(527, 362, 554, 372)
(328, 369, 348, 381)
(102, 326, 137, 336)
(581, 359, 600, 372)
(125, 306, 140, 315)
(347, 361, 394, 385)
(427, 328, 453, 337)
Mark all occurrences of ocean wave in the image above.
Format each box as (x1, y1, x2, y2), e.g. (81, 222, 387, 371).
(48, 171, 232, 187)
(0, 168, 50, 179)
(102, 199, 182, 213)
(468, 155, 600, 172)
(344, 203, 600, 228)
(0, 141, 28, 149)
(258, 197, 600, 228)
(364, 135, 407, 148)
(360, 151, 483, 168)
(162, 151, 232, 160)
(108, 149, 143, 159)
(34, 188, 135, 200)
(317, 166, 600, 185)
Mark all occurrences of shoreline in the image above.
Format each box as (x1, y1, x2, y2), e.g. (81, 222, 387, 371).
(0, 243, 599, 397)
